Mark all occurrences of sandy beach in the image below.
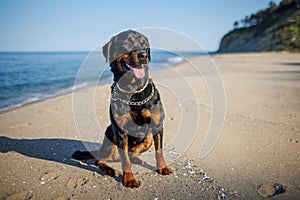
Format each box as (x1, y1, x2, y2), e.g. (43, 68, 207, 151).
(0, 52, 299, 199)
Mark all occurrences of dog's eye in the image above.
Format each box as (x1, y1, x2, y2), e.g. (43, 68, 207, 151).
(124, 42, 132, 47)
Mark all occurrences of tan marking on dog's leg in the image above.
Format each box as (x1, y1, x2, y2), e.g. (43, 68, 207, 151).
(153, 133, 171, 175)
(119, 135, 140, 188)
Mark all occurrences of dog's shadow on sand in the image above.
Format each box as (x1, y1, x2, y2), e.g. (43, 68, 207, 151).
(0, 136, 156, 177)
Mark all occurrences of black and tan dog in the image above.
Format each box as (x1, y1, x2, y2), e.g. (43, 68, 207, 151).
(72, 30, 171, 188)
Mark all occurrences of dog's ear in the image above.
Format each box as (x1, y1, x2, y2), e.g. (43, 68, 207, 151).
(102, 36, 118, 64)
(102, 41, 110, 63)
(147, 48, 151, 62)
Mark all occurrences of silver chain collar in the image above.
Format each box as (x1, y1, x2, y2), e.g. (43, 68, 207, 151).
(111, 82, 155, 106)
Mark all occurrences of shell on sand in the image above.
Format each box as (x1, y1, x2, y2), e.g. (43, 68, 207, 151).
(257, 184, 276, 197)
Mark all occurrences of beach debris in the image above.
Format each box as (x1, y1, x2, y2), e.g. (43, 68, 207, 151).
(67, 177, 89, 188)
(188, 170, 195, 175)
(217, 187, 230, 199)
(257, 184, 276, 197)
(273, 183, 286, 194)
(6, 191, 33, 200)
(168, 150, 180, 158)
(202, 173, 210, 180)
(218, 192, 229, 200)
(257, 183, 286, 197)
(40, 172, 61, 183)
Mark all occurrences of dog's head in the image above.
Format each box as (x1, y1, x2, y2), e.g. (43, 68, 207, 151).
(102, 30, 151, 83)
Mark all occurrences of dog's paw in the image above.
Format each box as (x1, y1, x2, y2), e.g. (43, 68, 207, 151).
(157, 166, 172, 175)
(123, 172, 140, 188)
(101, 166, 116, 177)
(95, 161, 116, 177)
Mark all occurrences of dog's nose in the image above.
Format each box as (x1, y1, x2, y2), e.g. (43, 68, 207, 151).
(138, 52, 148, 60)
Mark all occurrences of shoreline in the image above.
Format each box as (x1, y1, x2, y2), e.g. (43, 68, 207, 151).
(1, 52, 299, 199)
(0, 84, 98, 115)
(2, 51, 292, 113)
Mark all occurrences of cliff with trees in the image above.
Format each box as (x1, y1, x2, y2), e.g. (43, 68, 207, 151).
(218, 0, 300, 53)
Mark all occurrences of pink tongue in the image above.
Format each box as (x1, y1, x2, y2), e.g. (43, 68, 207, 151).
(132, 67, 145, 79)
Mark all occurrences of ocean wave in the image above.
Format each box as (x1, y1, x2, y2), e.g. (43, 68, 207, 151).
(72, 82, 89, 92)
(167, 56, 184, 65)
(0, 97, 41, 111)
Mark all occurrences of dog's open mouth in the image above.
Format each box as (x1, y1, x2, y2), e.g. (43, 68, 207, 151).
(122, 61, 145, 79)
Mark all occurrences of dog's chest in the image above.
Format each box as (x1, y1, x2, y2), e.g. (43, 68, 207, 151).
(111, 101, 164, 133)
(130, 107, 151, 125)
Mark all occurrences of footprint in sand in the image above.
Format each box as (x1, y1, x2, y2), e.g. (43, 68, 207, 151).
(6, 191, 33, 200)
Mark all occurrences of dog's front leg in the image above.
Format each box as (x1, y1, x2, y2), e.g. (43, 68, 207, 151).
(153, 129, 172, 175)
(116, 133, 140, 188)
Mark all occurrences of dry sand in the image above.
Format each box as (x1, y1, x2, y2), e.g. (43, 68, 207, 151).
(0, 52, 299, 199)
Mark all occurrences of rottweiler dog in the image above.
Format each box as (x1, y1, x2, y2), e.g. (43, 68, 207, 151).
(72, 30, 171, 188)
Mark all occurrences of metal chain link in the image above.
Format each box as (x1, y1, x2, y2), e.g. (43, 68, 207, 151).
(111, 83, 155, 106)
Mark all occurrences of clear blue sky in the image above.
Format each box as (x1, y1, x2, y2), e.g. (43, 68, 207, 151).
(0, 0, 282, 52)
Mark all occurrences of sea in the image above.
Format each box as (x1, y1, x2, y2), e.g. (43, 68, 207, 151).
(0, 50, 206, 111)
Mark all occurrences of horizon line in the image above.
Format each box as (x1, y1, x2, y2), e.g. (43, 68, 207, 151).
(0, 50, 216, 54)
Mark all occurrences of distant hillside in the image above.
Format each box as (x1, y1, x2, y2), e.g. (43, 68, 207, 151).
(218, 0, 300, 53)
